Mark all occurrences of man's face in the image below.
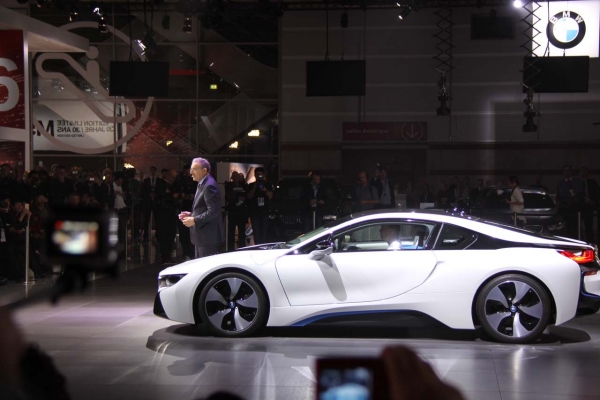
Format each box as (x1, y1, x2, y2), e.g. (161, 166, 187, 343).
(190, 163, 207, 182)
(379, 225, 399, 245)
(563, 167, 572, 179)
(104, 174, 113, 184)
(358, 173, 367, 186)
(57, 168, 67, 179)
(312, 175, 321, 186)
(13, 202, 23, 213)
(380, 169, 388, 179)
(69, 196, 80, 207)
(115, 177, 123, 186)
(169, 169, 178, 179)
(509, 180, 516, 188)
(150, 168, 157, 177)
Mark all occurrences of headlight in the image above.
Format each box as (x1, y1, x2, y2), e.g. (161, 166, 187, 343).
(322, 215, 337, 221)
(548, 222, 565, 232)
(158, 274, 187, 290)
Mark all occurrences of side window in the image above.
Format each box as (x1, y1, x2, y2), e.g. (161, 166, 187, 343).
(332, 222, 435, 252)
(435, 224, 477, 250)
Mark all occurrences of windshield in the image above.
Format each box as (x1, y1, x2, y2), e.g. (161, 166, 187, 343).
(282, 215, 352, 248)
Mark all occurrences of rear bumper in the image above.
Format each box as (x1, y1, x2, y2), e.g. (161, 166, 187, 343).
(577, 273, 600, 316)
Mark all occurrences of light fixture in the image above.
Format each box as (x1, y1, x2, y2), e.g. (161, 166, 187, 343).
(398, 6, 411, 20)
(436, 70, 451, 116)
(523, 88, 537, 132)
(52, 79, 64, 92)
(124, 163, 135, 169)
(69, 5, 79, 22)
(166, 140, 173, 146)
(210, 84, 218, 90)
(210, 62, 214, 67)
(248, 129, 260, 137)
(513, 0, 523, 8)
(162, 14, 170, 30)
(93, 6, 102, 16)
(233, 82, 240, 89)
(229, 141, 239, 149)
(183, 15, 192, 33)
(98, 16, 108, 34)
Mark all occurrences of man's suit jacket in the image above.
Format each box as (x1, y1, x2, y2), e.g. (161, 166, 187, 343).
(557, 178, 584, 207)
(190, 174, 224, 247)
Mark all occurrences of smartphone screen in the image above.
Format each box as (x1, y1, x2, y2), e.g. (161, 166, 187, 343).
(318, 366, 374, 400)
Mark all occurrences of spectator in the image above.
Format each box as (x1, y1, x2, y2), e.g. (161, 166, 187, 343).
(76, 171, 102, 202)
(160, 168, 169, 181)
(418, 184, 435, 208)
(485, 179, 493, 188)
(6, 201, 43, 280)
(557, 165, 584, 238)
(530, 174, 549, 193)
(507, 175, 525, 226)
(29, 195, 50, 276)
(448, 176, 460, 195)
(67, 193, 81, 209)
(301, 171, 327, 232)
(177, 166, 196, 260)
(128, 170, 142, 243)
(580, 167, 599, 243)
(372, 166, 395, 209)
(471, 178, 487, 208)
(225, 172, 248, 250)
(101, 172, 115, 210)
(454, 180, 468, 207)
(112, 172, 129, 243)
(141, 166, 160, 242)
(47, 165, 74, 207)
(436, 181, 452, 209)
(0, 198, 10, 284)
(353, 171, 378, 213)
(156, 169, 179, 264)
(247, 167, 274, 244)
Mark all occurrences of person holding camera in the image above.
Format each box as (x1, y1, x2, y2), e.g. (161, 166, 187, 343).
(180, 158, 224, 258)
(246, 167, 273, 244)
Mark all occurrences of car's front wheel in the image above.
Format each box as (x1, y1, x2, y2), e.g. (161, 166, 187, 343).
(476, 274, 551, 344)
(197, 272, 268, 337)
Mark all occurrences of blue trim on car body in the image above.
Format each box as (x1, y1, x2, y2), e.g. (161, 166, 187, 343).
(291, 310, 401, 326)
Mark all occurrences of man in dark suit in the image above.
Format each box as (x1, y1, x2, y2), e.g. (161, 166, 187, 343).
(557, 165, 584, 239)
(180, 158, 224, 258)
(301, 171, 327, 232)
(580, 167, 599, 243)
(141, 166, 160, 241)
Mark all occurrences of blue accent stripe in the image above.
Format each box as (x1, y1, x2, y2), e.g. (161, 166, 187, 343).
(291, 310, 400, 327)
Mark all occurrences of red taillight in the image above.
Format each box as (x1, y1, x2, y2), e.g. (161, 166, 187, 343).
(559, 250, 596, 264)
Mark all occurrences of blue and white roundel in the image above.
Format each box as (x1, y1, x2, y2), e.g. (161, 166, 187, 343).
(553, 17, 580, 43)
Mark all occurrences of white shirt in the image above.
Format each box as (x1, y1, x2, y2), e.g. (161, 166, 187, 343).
(510, 186, 525, 221)
(113, 182, 126, 210)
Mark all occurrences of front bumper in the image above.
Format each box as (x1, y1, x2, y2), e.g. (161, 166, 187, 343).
(577, 273, 600, 316)
(153, 292, 168, 319)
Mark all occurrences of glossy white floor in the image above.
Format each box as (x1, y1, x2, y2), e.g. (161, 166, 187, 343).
(3, 264, 600, 400)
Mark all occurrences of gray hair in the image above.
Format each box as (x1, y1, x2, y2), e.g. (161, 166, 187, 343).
(192, 157, 211, 172)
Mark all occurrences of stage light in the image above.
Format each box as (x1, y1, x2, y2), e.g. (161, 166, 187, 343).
(229, 141, 239, 149)
(124, 163, 135, 169)
(162, 14, 170, 30)
(513, 0, 523, 8)
(166, 141, 173, 146)
(183, 15, 192, 33)
(98, 16, 108, 34)
(69, 5, 79, 22)
(248, 130, 260, 137)
(398, 7, 411, 20)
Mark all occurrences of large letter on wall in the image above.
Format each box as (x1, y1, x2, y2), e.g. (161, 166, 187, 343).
(0, 30, 25, 129)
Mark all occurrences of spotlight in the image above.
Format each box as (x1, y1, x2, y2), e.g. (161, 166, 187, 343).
(513, 0, 523, 7)
(162, 14, 170, 30)
(141, 31, 157, 56)
(436, 71, 451, 116)
(98, 16, 108, 34)
(229, 141, 239, 149)
(69, 5, 79, 22)
(398, 6, 411, 20)
(183, 15, 192, 33)
(248, 130, 260, 137)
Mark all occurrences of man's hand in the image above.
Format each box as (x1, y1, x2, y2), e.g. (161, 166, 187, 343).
(381, 346, 464, 400)
(182, 217, 195, 227)
(179, 211, 191, 221)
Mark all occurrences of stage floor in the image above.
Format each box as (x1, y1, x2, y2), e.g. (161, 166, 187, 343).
(3, 263, 600, 400)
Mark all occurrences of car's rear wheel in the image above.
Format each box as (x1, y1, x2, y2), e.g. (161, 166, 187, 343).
(197, 272, 268, 337)
(476, 274, 550, 344)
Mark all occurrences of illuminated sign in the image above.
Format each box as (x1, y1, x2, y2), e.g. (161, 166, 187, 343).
(534, 1, 600, 57)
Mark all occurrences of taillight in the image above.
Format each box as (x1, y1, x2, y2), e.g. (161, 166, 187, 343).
(559, 249, 596, 264)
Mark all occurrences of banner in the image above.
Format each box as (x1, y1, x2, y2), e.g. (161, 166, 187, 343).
(342, 122, 427, 141)
(0, 30, 25, 129)
(533, 1, 600, 57)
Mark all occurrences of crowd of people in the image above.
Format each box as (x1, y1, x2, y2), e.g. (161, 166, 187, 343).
(1, 161, 598, 284)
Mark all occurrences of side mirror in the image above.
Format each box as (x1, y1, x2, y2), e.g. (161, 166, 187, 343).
(309, 238, 334, 261)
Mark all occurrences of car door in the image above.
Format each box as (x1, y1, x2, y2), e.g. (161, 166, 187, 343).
(275, 220, 439, 306)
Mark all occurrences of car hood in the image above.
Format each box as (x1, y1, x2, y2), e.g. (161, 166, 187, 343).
(158, 248, 289, 276)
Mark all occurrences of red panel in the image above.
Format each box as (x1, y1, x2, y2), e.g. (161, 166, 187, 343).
(0, 30, 25, 130)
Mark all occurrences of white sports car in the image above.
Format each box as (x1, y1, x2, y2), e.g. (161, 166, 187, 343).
(155, 210, 600, 343)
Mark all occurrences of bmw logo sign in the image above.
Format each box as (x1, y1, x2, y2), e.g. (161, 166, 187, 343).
(547, 11, 586, 50)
